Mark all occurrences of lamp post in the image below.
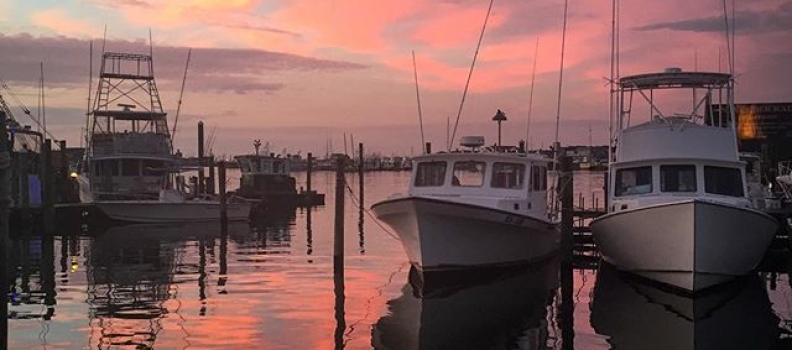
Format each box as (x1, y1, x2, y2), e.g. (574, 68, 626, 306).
(492, 109, 507, 146)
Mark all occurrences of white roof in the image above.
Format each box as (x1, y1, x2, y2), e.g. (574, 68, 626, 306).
(413, 151, 550, 164)
(617, 117, 738, 163)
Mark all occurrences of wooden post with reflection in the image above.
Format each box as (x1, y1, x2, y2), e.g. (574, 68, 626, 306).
(333, 155, 346, 349)
(0, 111, 10, 348)
(557, 153, 575, 349)
(198, 121, 205, 195)
(218, 161, 228, 225)
(42, 139, 55, 233)
(306, 152, 313, 201)
(207, 156, 215, 195)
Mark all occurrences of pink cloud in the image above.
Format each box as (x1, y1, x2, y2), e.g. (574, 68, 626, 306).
(31, 9, 103, 38)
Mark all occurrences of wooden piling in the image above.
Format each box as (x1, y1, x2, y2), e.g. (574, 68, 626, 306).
(0, 111, 10, 348)
(218, 161, 227, 225)
(207, 156, 215, 195)
(334, 156, 345, 275)
(198, 121, 205, 195)
(559, 155, 574, 252)
(42, 139, 54, 233)
(306, 152, 313, 196)
(358, 143, 364, 207)
(603, 171, 609, 212)
(333, 155, 346, 349)
(58, 140, 67, 203)
(557, 153, 575, 349)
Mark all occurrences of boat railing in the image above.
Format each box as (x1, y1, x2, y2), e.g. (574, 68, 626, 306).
(776, 161, 792, 200)
(91, 133, 171, 156)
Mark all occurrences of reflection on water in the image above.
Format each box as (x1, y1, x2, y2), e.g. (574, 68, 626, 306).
(592, 263, 782, 350)
(372, 259, 559, 349)
(5, 171, 792, 349)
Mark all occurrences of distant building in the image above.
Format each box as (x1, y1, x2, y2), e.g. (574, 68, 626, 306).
(713, 102, 792, 182)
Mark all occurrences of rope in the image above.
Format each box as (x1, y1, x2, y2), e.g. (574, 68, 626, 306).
(343, 176, 401, 241)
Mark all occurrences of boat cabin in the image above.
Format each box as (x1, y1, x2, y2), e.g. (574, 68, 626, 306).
(409, 152, 550, 217)
(234, 154, 297, 200)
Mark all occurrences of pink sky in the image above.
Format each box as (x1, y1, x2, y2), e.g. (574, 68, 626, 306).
(0, 0, 790, 156)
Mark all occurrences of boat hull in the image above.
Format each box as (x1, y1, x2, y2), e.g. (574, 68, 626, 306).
(371, 197, 559, 271)
(591, 199, 777, 292)
(96, 201, 251, 223)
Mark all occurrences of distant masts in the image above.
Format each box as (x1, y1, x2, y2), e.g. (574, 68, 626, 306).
(526, 37, 539, 151)
(553, 0, 570, 165)
(412, 50, 426, 153)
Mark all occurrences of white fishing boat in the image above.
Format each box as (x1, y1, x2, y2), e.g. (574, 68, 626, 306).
(78, 51, 250, 223)
(591, 69, 777, 292)
(371, 135, 559, 273)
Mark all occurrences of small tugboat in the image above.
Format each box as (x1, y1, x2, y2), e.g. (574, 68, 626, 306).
(234, 140, 324, 212)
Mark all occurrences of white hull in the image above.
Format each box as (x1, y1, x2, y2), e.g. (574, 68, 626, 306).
(97, 201, 251, 223)
(371, 196, 559, 271)
(591, 200, 777, 292)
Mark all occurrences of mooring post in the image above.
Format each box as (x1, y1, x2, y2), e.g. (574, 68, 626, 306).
(306, 152, 313, 198)
(334, 155, 345, 275)
(207, 156, 215, 195)
(58, 140, 67, 203)
(603, 171, 609, 212)
(559, 155, 574, 252)
(0, 111, 11, 348)
(358, 143, 364, 207)
(333, 155, 346, 349)
(42, 139, 54, 233)
(557, 152, 575, 349)
(197, 121, 205, 195)
(218, 161, 227, 225)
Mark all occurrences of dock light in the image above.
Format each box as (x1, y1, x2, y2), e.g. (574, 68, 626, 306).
(492, 109, 507, 146)
(70, 171, 79, 178)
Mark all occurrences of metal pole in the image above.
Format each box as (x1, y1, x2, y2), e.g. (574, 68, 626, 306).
(58, 140, 67, 203)
(0, 111, 11, 348)
(197, 121, 205, 195)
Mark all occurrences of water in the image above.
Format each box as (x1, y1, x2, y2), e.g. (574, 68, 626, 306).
(6, 171, 792, 349)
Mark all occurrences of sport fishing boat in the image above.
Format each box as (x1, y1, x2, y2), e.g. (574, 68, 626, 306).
(371, 134, 559, 273)
(590, 68, 777, 292)
(78, 51, 250, 223)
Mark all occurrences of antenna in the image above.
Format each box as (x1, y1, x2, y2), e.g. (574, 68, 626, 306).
(412, 50, 426, 153)
(448, 0, 495, 151)
(40, 62, 46, 139)
(553, 0, 570, 165)
(526, 37, 539, 151)
(84, 40, 93, 149)
(101, 24, 107, 54)
(171, 48, 192, 145)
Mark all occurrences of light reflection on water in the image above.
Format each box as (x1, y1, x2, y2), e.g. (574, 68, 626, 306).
(6, 171, 792, 349)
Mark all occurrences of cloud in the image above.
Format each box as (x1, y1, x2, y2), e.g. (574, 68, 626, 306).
(635, 2, 792, 35)
(0, 34, 366, 94)
(30, 8, 103, 38)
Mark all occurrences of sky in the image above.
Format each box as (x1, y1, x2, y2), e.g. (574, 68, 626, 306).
(0, 0, 791, 157)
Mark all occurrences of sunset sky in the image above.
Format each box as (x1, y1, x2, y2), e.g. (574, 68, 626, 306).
(0, 0, 790, 157)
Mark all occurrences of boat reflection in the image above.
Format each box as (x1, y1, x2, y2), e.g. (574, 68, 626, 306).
(591, 263, 781, 350)
(372, 259, 559, 349)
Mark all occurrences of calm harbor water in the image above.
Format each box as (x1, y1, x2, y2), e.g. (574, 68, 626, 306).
(6, 170, 792, 349)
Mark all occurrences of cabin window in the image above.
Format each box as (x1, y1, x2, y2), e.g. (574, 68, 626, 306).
(273, 160, 283, 174)
(704, 166, 744, 197)
(531, 165, 548, 191)
(660, 165, 697, 192)
(491, 163, 525, 189)
(452, 161, 486, 187)
(121, 159, 139, 176)
(615, 166, 653, 196)
(143, 160, 165, 176)
(414, 161, 447, 187)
